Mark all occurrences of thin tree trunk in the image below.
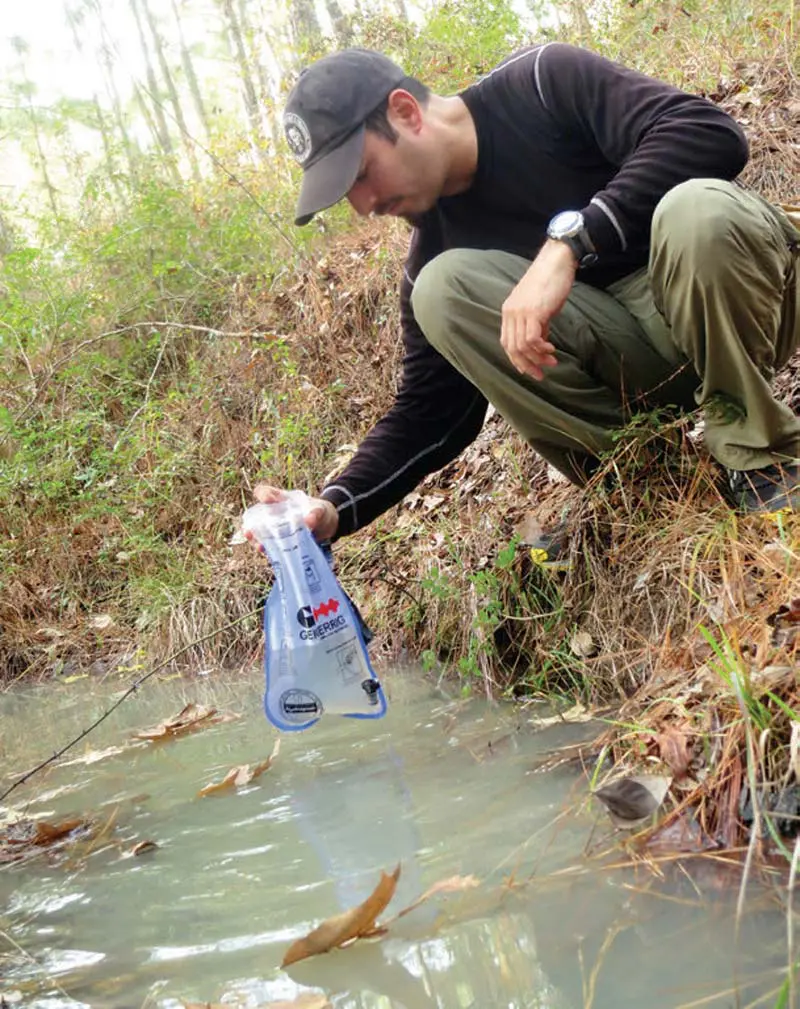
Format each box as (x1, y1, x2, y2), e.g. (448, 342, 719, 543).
(28, 101, 60, 223)
(141, 0, 201, 180)
(128, 0, 174, 156)
(325, 0, 352, 44)
(94, 6, 140, 181)
(218, 0, 265, 158)
(168, 0, 211, 140)
(290, 0, 322, 48)
(66, 7, 125, 199)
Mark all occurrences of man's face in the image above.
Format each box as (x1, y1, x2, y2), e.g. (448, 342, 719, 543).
(345, 98, 443, 220)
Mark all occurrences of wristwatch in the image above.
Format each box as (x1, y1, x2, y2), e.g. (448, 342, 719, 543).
(547, 210, 598, 268)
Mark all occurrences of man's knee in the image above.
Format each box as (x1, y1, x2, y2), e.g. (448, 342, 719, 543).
(651, 178, 739, 265)
(410, 248, 477, 350)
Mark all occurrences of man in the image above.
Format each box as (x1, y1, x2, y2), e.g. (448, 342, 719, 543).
(257, 44, 800, 542)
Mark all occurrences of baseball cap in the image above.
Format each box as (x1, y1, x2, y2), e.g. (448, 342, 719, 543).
(283, 49, 407, 226)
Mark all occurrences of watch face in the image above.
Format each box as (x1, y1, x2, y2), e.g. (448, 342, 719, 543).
(550, 210, 583, 238)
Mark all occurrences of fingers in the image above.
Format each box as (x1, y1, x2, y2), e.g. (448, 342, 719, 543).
(306, 499, 339, 541)
(252, 484, 340, 542)
(253, 483, 285, 504)
(501, 311, 557, 380)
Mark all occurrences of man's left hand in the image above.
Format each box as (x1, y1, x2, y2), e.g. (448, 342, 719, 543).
(501, 240, 578, 380)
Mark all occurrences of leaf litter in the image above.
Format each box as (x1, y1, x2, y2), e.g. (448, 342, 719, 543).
(198, 738, 281, 797)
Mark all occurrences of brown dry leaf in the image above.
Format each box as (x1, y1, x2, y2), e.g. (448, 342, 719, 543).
(134, 702, 237, 742)
(386, 874, 480, 924)
(655, 726, 693, 779)
(594, 775, 671, 830)
(34, 818, 87, 844)
(198, 738, 281, 797)
(281, 864, 401, 967)
(130, 840, 159, 856)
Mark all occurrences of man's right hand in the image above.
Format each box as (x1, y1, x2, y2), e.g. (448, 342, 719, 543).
(252, 484, 340, 541)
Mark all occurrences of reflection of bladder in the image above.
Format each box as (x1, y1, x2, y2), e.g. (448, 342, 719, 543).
(284, 907, 567, 1009)
(286, 751, 575, 1008)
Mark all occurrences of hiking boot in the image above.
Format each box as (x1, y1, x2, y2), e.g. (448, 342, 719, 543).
(727, 461, 800, 513)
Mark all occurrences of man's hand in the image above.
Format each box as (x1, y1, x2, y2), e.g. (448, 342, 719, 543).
(252, 484, 340, 541)
(501, 240, 578, 380)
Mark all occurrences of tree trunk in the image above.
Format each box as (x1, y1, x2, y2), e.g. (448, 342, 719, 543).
(65, 6, 125, 199)
(128, 0, 174, 157)
(168, 0, 211, 141)
(218, 0, 265, 158)
(325, 0, 352, 44)
(141, 0, 201, 180)
(290, 0, 323, 48)
(94, 5, 140, 180)
(8, 38, 60, 227)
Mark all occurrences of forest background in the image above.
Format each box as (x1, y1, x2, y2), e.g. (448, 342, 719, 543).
(1, 0, 800, 846)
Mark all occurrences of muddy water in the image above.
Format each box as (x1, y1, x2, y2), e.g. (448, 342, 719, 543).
(0, 670, 793, 1008)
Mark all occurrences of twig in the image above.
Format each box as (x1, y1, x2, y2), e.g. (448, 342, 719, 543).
(0, 607, 260, 804)
(0, 929, 72, 1000)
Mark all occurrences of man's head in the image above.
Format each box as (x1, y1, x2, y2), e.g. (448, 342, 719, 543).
(283, 49, 436, 225)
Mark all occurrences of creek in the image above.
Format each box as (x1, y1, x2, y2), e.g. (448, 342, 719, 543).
(0, 670, 792, 1008)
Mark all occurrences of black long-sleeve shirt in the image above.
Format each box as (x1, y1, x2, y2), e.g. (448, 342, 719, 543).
(319, 42, 749, 536)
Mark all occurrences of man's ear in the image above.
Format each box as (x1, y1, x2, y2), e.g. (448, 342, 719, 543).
(386, 89, 423, 133)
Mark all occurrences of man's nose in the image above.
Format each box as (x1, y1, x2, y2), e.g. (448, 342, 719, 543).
(346, 182, 375, 216)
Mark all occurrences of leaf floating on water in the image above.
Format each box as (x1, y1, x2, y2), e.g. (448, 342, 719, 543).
(133, 702, 239, 742)
(130, 840, 159, 856)
(281, 864, 401, 967)
(593, 775, 671, 829)
(198, 738, 281, 797)
(1, 815, 94, 864)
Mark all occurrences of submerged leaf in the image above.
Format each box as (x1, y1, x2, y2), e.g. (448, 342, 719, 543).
(529, 702, 596, 729)
(387, 874, 480, 923)
(281, 864, 401, 967)
(198, 739, 280, 797)
(593, 775, 671, 829)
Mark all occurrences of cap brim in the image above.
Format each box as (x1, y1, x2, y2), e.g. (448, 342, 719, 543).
(294, 124, 366, 226)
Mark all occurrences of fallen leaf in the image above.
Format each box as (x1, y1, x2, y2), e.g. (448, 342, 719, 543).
(89, 614, 115, 631)
(386, 874, 480, 924)
(133, 702, 238, 741)
(34, 818, 87, 844)
(655, 726, 693, 779)
(593, 775, 671, 829)
(281, 864, 401, 967)
(515, 512, 545, 546)
(198, 738, 280, 797)
(570, 630, 597, 658)
(130, 840, 159, 856)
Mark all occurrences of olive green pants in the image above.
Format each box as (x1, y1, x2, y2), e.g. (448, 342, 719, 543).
(410, 179, 800, 484)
